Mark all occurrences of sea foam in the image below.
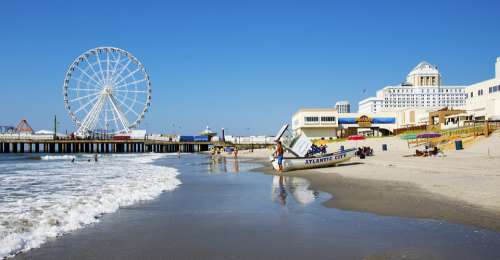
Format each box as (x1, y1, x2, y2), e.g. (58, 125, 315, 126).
(0, 154, 180, 259)
(40, 155, 76, 160)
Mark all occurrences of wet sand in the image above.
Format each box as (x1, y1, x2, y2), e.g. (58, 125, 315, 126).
(13, 154, 500, 259)
(257, 164, 500, 232)
(233, 132, 500, 232)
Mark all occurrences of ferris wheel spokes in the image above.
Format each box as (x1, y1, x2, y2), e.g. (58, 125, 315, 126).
(109, 51, 122, 82)
(110, 58, 132, 85)
(108, 95, 130, 132)
(82, 54, 105, 85)
(78, 95, 106, 135)
(112, 94, 140, 117)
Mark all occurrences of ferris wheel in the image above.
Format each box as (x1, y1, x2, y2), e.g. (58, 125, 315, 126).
(63, 47, 151, 136)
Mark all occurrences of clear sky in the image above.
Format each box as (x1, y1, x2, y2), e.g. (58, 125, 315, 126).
(1, 0, 499, 135)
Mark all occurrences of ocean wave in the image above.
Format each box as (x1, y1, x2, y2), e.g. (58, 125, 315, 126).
(0, 154, 180, 259)
(40, 155, 76, 160)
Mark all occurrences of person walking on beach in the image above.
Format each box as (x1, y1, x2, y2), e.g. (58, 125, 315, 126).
(211, 147, 216, 162)
(275, 141, 284, 172)
(234, 147, 238, 158)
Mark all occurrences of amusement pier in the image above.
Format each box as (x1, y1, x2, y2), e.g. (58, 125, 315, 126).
(0, 120, 271, 154)
(0, 47, 273, 154)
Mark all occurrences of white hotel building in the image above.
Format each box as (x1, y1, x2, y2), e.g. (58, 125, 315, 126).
(334, 101, 351, 113)
(359, 62, 466, 114)
(464, 57, 500, 121)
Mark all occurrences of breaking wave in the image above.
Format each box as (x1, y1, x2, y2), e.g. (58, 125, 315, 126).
(0, 154, 180, 258)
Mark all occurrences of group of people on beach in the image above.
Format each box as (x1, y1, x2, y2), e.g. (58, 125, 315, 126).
(70, 154, 99, 163)
(415, 146, 442, 157)
(305, 144, 328, 157)
(356, 147, 373, 159)
(210, 146, 239, 162)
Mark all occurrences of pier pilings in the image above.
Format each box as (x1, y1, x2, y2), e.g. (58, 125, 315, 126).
(0, 139, 211, 154)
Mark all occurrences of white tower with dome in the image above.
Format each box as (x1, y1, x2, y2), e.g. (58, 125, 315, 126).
(406, 61, 441, 86)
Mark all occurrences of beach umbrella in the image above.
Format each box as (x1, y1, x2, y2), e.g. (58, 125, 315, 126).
(347, 135, 366, 140)
(400, 133, 417, 140)
(347, 135, 365, 148)
(400, 133, 417, 148)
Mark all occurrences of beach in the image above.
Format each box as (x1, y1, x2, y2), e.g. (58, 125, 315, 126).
(234, 132, 500, 231)
(11, 153, 500, 260)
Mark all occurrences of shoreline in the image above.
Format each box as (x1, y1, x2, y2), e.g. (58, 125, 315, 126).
(253, 164, 500, 232)
(234, 133, 500, 232)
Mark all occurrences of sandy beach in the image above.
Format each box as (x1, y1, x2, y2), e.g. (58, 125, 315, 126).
(232, 132, 500, 231)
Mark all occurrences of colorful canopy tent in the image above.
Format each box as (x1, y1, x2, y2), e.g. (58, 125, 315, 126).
(415, 132, 442, 150)
(416, 132, 441, 139)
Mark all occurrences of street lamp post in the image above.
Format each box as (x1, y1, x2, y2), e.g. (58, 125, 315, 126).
(246, 127, 253, 152)
(53, 115, 60, 140)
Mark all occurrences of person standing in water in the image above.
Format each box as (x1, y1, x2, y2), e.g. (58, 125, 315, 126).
(275, 141, 284, 172)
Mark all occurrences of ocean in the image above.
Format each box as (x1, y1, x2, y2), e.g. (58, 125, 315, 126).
(0, 153, 180, 258)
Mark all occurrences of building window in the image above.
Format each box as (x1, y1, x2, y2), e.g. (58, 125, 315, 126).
(304, 116, 319, 123)
(321, 116, 336, 122)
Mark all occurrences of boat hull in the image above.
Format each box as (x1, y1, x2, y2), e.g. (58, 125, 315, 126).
(271, 149, 356, 172)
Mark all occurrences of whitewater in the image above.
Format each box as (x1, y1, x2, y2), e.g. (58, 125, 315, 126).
(0, 153, 181, 259)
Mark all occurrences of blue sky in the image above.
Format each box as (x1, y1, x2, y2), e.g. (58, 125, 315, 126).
(1, 0, 499, 135)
